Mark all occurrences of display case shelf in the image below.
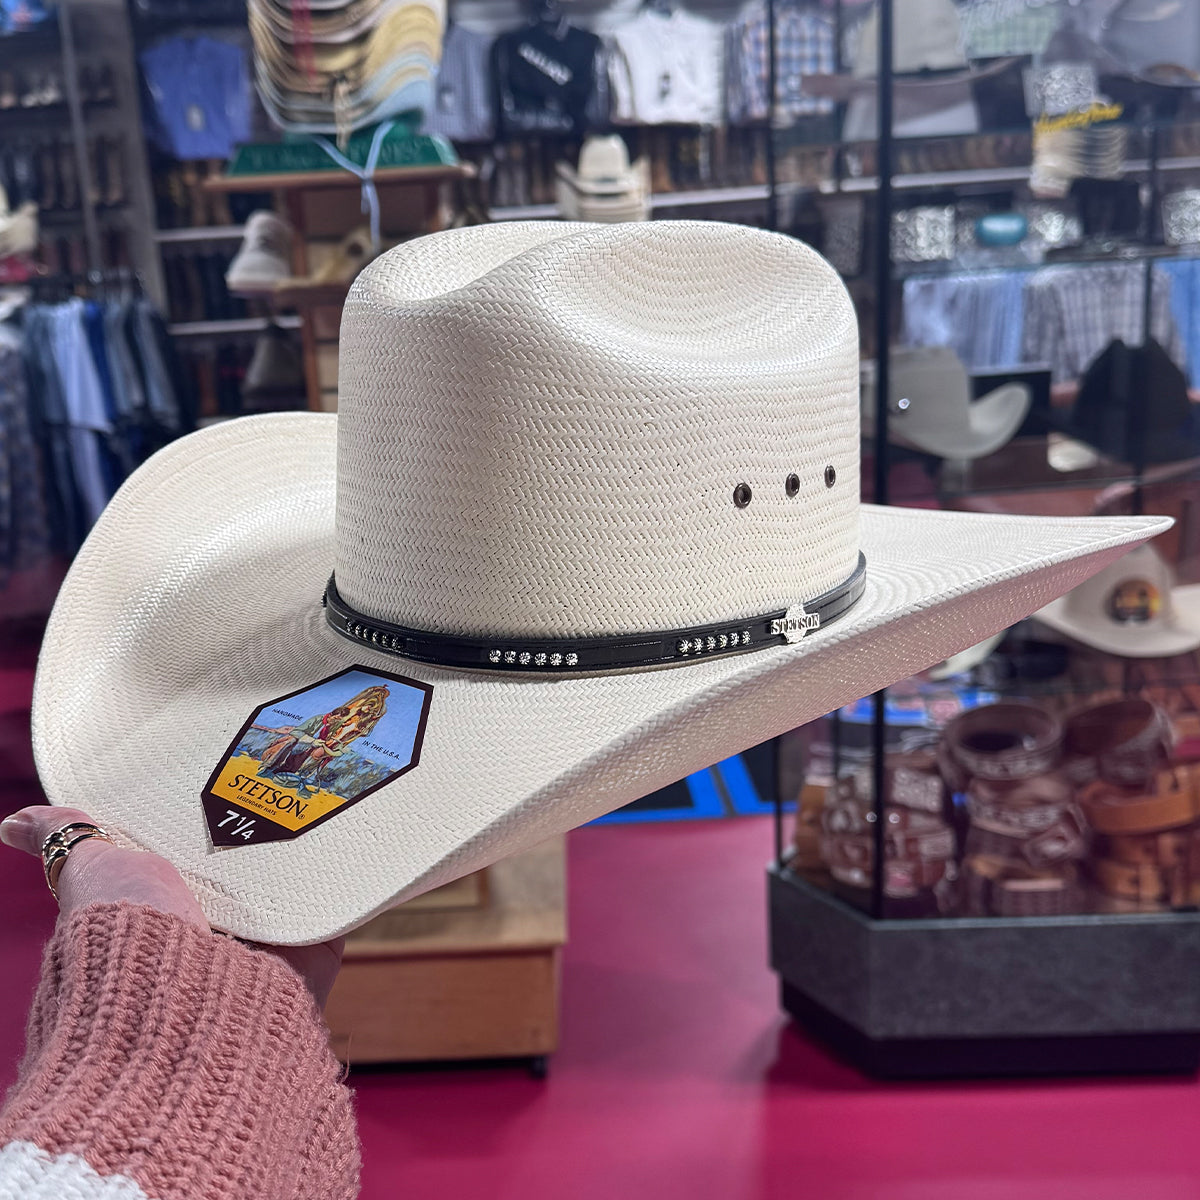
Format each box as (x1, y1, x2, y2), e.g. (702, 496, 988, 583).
(490, 183, 772, 222)
(771, 867, 1200, 1078)
(154, 225, 246, 244)
(167, 314, 300, 337)
(205, 163, 473, 194)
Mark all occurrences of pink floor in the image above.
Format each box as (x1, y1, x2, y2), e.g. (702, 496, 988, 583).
(6, 649, 1200, 1199)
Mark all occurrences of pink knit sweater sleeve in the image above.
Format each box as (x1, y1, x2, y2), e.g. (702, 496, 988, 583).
(0, 903, 360, 1199)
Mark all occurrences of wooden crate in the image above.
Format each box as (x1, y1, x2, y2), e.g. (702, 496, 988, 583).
(325, 838, 565, 1065)
(397, 867, 489, 913)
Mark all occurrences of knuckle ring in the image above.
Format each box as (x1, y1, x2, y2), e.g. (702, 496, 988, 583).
(41, 822, 115, 900)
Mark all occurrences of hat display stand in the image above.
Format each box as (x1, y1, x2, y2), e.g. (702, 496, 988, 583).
(205, 150, 471, 412)
(768, 0, 1200, 1080)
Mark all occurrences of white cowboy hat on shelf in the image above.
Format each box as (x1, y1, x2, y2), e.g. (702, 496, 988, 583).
(861, 346, 1032, 461)
(556, 134, 651, 223)
(32, 221, 1167, 944)
(1034, 542, 1200, 658)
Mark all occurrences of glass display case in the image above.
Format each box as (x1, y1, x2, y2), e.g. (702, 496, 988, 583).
(764, 0, 1200, 1077)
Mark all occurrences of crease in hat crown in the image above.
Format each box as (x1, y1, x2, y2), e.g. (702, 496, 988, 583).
(332, 220, 862, 644)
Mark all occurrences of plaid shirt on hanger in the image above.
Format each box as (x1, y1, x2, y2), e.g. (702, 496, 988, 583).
(1021, 262, 1185, 383)
(730, 2, 835, 124)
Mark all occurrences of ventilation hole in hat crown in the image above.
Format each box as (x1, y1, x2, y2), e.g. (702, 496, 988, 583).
(733, 483, 752, 508)
(785, 474, 800, 498)
(825, 465, 837, 488)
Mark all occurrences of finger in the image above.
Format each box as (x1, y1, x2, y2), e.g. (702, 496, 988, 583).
(54, 843, 208, 931)
(0, 806, 103, 856)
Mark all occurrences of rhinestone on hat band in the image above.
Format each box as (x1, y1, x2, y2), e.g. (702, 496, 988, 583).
(323, 553, 866, 673)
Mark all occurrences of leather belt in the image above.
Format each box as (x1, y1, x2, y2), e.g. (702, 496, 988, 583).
(968, 808, 1088, 869)
(964, 854, 1084, 918)
(1091, 852, 1200, 907)
(1079, 765, 1200, 835)
(1064, 697, 1173, 789)
(942, 703, 1064, 783)
(884, 749, 945, 815)
(818, 788, 956, 900)
(820, 796, 956, 868)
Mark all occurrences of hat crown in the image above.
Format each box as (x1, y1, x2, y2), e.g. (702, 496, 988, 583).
(578, 134, 634, 182)
(888, 346, 969, 431)
(333, 221, 861, 639)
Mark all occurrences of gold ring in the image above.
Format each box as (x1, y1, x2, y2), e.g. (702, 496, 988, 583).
(41, 822, 114, 900)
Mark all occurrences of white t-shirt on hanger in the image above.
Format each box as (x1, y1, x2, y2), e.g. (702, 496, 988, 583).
(607, 9, 724, 125)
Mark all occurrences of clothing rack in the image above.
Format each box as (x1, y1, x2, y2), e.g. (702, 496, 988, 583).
(26, 265, 144, 302)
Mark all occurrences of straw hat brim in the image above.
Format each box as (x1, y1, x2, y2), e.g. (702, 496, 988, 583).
(894, 382, 1032, 460)
(32, 413, 1168, 944)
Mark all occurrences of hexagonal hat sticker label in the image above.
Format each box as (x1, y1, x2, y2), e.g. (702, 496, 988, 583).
(202, 667, 434, 846)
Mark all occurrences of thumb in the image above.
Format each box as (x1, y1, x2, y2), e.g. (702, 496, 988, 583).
(0, 806, 102, 856)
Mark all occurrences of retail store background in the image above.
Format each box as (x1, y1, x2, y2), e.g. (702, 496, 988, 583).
(2, 641, 1200, 1200)
(6, 0, 1200, 1193)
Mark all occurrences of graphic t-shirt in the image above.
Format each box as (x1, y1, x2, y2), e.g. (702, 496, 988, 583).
(492, 20, 604, 136)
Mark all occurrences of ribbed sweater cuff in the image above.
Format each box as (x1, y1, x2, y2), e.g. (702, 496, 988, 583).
(0, 903, 359, 1199)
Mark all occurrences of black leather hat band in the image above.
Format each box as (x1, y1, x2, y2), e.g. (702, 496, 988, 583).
(324, 552, 867, 674)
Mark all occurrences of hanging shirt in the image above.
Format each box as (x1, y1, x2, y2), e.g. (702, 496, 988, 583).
(491, 20, 606, 136)
(1021, 262, 1184, 383)
(424, 23, 495, 142)
(140, 35, 251, 160)
(607, 10, 724, 126)
(1155, 258, 1200, 389)
(133, 299, 182, 433)
(0, 328, 50, 583)
(49, 300, 113, 529)
(21, 306, 82, 554)
(727, 2, 835, 125)
(902, 271, 1028, 371)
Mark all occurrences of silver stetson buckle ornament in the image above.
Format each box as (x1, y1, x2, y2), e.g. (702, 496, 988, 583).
(771, 604, 820, 644)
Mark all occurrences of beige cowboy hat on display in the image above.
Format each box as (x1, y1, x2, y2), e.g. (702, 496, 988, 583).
(1034, 542, 1200, 658)
(861, 346, 1032, 460)
(32, 222, 1168, 944)
(556, 135, 651, 223)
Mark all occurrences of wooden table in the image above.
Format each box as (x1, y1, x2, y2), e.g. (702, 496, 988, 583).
(324, 838, 566, 1073)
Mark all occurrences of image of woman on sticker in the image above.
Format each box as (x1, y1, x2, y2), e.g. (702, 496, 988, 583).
(259, 685, 389, 791)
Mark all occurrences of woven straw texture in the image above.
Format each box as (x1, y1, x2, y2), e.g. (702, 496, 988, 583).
(337, 221, 861, 636)
(33, 221, 1169, 945)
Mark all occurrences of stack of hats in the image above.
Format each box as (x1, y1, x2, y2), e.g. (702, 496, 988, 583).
(248, 0, 445, 136)
(556, 136, 650, 224)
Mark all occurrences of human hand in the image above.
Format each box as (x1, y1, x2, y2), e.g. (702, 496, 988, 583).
(0, 805, 344, 1008)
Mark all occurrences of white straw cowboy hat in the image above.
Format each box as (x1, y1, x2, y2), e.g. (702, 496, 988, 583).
(556, 135, 651, 223)
(861, 346, 1031, 461)
(32, 221, 1167, 944)
(1034, 542, 1200, 658)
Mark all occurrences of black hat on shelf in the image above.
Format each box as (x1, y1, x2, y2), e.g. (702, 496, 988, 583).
(1053, 338, 1200, 467)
